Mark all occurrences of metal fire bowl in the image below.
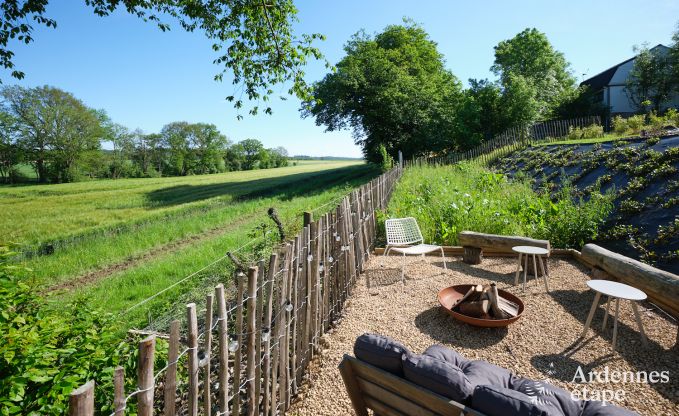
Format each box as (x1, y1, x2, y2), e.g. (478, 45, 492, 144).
(437, 284, 524, 328)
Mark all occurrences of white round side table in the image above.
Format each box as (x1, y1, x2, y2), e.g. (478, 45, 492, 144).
(512, 245, 550, 292)
(580, 279, 648, 351)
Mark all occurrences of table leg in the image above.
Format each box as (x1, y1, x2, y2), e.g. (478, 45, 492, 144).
(631, 302, 648, 346)
(612, 298, 620, 351)
(602, 296, 611, 330)
(581, 292, 601, 339)
(523, 253, 528, 291)
(532, 254, 539, 287)
(514, 253, 522, 286)
(538, 255, 549, 292)
(401, 253, 406, 286)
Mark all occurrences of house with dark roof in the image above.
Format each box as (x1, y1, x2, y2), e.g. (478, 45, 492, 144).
(580, 44, 678, 115)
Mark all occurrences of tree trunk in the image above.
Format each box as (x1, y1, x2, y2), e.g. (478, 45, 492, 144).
(36, 158, 47, 183)
(462, 246, 483, 264)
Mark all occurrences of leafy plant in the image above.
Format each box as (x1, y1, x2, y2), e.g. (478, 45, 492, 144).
(627, 115, 646, 134)
(378, 144, 395, 172)
(0, 244, 147, 414)
(566, 124, 604, 140)
(612, 115, 629, 135)
(619, 199, 645, 215)
(385, 164, 612, 249)
(645, 137, 660, 146)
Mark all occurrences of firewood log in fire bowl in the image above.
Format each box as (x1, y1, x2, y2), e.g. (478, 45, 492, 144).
(437, 284, 524, 327)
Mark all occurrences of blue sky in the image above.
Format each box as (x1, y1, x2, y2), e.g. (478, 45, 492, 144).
(2, 0, 678, 157)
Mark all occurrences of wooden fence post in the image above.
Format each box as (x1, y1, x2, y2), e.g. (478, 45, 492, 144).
(303, 211, 313, 227)
(233, 272, 245, 416)
(310, 218, 321, 354)
(246, 266, 259, 416)
(187, 303, 199, 416)
(303, 223, 313, 371)
(322, 213, 331, 331)
(114, 367, 125, 416)
(215, 283, 229, 416)
(262, 253, 278, 416)
(296, 226, 309, 387)
(203, 293, 214, 416)
(254, 260, 266, 412)
(276, 243, 292, 414)
(137, 335, 156, 416)
(164, 320, 180, 416)
(290, 235, 300, 396)
(69, 380, 95, 416)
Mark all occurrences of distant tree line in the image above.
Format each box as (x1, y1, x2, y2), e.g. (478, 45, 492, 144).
(303, 20, 679, 162)
(292, 155, 361, 160)
(0, 86, 288, 184)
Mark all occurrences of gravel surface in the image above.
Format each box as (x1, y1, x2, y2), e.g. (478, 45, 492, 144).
(288, 255, 679, 416)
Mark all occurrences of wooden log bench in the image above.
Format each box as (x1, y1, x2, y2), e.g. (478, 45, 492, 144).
(580, 244, 679, 348)
(339, 355, 486, 416)
(458, 231, 550, 276)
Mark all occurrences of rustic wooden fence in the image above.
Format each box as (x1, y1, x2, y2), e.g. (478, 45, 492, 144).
(419, 116, 601, 166)
(67, 165, 403, 416)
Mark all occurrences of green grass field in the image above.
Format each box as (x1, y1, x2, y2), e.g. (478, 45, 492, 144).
(4, 160, 378, 328)
(1, 160, 362, 245)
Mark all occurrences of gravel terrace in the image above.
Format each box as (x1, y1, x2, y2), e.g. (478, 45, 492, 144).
(288, 255, 679, 416)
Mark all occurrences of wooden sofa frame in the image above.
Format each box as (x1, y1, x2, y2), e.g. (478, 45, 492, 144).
(339, 355, 487, 416)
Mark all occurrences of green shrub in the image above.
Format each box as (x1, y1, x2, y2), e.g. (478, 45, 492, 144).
(565, 124, 604, 141)
(626, 115, 645, 134)
(0, 245, 154, 415)
(648, 111, 666, 132)
(612, 116, 629, 135)
(378, 144, 394, 172)
(665, 108, 679, 127)
(384, 164, 613, 249)
(542, 185, 614, 249)
(645, 137, 660, 146)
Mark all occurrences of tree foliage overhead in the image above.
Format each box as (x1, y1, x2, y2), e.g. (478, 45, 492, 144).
(491, 28, 577, 120)
(302, 21, 465, 162)
(0, 0, 325, 116)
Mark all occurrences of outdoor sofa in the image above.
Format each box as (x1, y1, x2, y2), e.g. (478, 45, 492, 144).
(339, 333, 638, 416)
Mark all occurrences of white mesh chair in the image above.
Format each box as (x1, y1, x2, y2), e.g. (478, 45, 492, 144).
(384, 217, 446, 283)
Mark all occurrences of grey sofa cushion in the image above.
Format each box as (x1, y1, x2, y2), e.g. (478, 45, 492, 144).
(472, 385, 556, 416)
(402, 353, 474, 403)
(511, 377, 585, 416)
(353, 333, 410, 376)
(461, 360, 513, 389)
(423, 344, 468, 367)
(581, 400, 639, 416)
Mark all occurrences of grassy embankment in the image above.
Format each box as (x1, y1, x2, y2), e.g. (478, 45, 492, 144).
(492, 136, 679, 273)
(472, 132, 631, 167)
(2, 161, 379, 327)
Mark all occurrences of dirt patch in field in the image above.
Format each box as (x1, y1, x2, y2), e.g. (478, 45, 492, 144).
(45, 212, 261, 294)
(289, 255, 679, 416)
